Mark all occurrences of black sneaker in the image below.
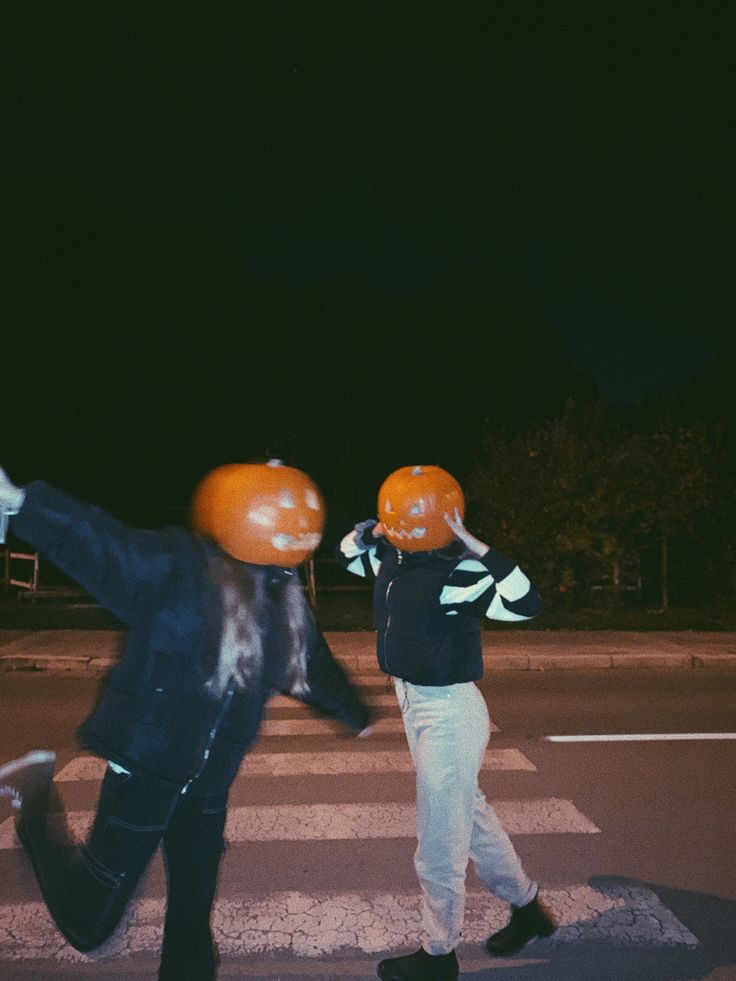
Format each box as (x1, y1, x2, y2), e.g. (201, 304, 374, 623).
(377, 947, 459, 981)
(0, 751, 56, 830)
(485, 892, 556, 956)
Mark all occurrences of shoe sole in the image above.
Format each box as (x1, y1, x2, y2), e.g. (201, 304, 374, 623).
(0, 752, 57, 811)
(0, 751, 56, 782)
(486, 922, 556, 956)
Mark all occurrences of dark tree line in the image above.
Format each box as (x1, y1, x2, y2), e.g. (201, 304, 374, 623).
(467, 401, 731, 611)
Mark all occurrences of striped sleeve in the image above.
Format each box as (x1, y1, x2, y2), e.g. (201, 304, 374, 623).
(337, 521, 383, 580)
(439, 549, 541, 622)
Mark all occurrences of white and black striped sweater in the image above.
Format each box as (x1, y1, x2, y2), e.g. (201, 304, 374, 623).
(339, 520, 541, 685)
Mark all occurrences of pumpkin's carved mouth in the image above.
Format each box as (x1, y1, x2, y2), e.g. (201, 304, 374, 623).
(271, 532, 322, 551)
(384, 525, 427, 540)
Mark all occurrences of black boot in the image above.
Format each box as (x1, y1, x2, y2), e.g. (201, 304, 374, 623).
(377, 947, 459, 981)
(485, 892, 556, 956)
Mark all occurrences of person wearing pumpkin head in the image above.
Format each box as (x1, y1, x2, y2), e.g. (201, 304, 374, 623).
(0, 460, 372, 980)
(339, 465, 555, 981)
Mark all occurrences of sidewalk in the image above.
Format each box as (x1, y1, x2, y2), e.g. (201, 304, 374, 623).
(2, 629, 736, 673)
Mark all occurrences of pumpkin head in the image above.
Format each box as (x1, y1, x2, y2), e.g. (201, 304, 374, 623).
(377, 465, 465, 552)
(191, 460, 325, 566)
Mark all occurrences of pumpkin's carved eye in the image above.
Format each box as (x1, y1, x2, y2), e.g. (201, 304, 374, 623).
(305, 489, 320, 510)
(384, 499, 393, 513)
(279, 491, 297, 509)
(249, 505, 275, 526)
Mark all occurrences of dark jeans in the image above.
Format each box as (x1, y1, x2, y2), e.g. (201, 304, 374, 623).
(20, 766, 228, 981)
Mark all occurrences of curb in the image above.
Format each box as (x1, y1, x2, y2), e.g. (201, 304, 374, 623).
(2, 629, 736, 675)
(0, 655, 119, 673)
(6, 656, 736, 674)
(5, 655, 736, 674)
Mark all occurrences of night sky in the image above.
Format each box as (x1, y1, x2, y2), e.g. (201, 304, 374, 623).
(3, 2, 734, 528)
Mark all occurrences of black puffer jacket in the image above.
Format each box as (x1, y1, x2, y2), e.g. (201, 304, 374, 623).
(338, 519, 541, 685)
(12, 482, 372, 794)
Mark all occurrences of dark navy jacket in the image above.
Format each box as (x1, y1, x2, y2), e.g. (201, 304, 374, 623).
(12, 482, 372, 794)
(339, 520, 541, 685)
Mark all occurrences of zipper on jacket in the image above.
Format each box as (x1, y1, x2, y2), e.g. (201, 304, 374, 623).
(383, 579, 394, 676)
(181, 685, 235, 795)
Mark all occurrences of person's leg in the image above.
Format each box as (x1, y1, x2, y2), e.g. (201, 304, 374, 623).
(401, 684, 486, 945)
(466, 684, 537, 907)
(158, 789, 229, 981)
(378, 682, 474, 980)
(469, 785, 537, 902)
(5, 755, 179, 951)
(464, 685, 555, 955)
(410, 686, 479, 955)
(67, 767, 180, 949)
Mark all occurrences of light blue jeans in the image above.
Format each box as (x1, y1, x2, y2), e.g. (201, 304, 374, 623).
(395, 679, 537, 954)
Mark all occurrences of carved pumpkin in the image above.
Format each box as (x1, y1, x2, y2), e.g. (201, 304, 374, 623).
(191, 460, 325, 566)
(377, 465, 465, 552)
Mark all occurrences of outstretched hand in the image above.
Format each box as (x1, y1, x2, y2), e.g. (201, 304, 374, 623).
(0, 467, 25, 544)
(0, 468, 24, 511)
(443, 508, 489, 557)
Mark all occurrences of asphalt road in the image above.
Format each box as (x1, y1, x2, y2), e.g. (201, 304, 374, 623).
(1, 666, 735, 980)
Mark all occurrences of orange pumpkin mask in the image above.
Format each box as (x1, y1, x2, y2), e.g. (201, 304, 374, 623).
(191, 460, 325, 566)
(377, 465, 465, 552)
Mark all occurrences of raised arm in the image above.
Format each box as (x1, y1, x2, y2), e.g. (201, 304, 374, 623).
(441, 508, 541, 622)
(0, 467, 25, 543)
(5, 470, 180, 625)
(337, 518, 386, 581)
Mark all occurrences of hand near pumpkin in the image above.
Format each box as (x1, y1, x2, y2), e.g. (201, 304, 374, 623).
(444, 508, 489, 557)
(372, 522, 384, 538)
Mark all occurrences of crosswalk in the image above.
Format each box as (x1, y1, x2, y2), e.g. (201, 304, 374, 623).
(0, 667, 699, 969)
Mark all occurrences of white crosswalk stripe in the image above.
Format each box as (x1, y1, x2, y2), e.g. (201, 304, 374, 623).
(261, 716, 407, 736)
(54, 747, 535, 781)
(259, 693, 498, 735)
(0, 797, 599, 849)
(264, 705, 499, 735)
(270, 692, 398, 707)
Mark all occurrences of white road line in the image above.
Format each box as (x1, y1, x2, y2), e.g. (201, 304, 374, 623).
(0, 884, 697, 961)
(546, 732, 736, 742)
(0, 799, 598, 849)
(55, 747, 535, 782)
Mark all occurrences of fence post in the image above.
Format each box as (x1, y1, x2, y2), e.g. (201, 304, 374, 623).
(306, 557, 317, 608)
